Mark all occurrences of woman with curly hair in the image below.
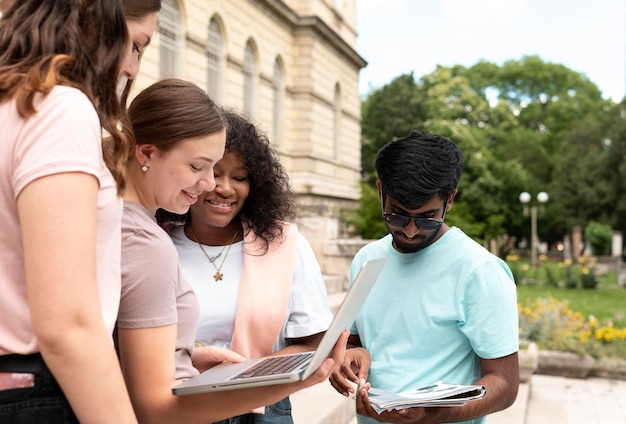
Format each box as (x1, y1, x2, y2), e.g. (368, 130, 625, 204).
(160, 109, 332, 424)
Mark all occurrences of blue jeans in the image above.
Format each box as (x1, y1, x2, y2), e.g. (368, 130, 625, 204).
(212, 396, 293, 424)
(0, 369, 79, 424)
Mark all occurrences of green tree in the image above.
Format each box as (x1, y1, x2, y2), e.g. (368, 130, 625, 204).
(549, 116, 612, 240)
(348, 56, 621, 252)
(360, 73, 428, 183)
(492, 56, 611, 182)
(341, 182, 388, 239)
(599, 112, 626, 240)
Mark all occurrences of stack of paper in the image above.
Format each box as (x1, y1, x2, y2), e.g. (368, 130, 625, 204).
(367, 382, 486, 413)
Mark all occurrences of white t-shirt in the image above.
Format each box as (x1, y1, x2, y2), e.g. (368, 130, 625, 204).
(170, 225, 332, 353)
(0, 86, 122, 354)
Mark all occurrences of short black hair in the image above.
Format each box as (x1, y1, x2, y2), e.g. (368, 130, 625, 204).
(375, 130, 463, 208)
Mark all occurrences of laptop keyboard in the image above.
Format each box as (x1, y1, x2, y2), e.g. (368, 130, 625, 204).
(231, 352, 314, 380)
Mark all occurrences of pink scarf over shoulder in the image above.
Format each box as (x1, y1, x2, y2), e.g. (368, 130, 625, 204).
(229, 222, 298, 359)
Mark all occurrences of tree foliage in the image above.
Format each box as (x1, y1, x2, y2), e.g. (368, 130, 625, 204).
(360, 73, 428, 183)
(341, 182, 388, 240)
(348, 55, 623, 253)
(584, 221, 613, 256)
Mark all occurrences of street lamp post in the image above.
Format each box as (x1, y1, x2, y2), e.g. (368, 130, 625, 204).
(519, 191, 549, 267)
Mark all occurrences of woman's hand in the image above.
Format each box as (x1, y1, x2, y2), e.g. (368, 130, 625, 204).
(191, 346, 246, 373)
(298, 330, 349, 389)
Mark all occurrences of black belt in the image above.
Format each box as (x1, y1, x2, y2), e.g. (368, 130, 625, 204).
(0, 353, 47, 374)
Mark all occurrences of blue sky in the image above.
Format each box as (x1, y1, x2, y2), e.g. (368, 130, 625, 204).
(356, 0, 625, 101)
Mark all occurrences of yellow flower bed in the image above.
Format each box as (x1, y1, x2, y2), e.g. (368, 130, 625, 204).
(518, 297, 626, 358)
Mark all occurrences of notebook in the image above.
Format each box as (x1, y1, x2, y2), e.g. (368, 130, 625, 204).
(172, 257, 386, 395)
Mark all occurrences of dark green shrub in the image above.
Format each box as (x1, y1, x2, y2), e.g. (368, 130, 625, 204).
(584, 221, 613, 256)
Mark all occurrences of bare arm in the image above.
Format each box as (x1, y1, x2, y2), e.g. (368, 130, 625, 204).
(354, 352, 519, 424)
(18, 173, 137, 423)
(118, 323, 348, 424)
(277, 332, 325, 354)
(438, 353, 519, 422)
(346, 334, 363, 348)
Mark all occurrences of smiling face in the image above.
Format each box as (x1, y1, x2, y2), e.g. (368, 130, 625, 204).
(119, 12, 158, 80)
(189, 152, 250, 235)
(140, 130, 226, 215)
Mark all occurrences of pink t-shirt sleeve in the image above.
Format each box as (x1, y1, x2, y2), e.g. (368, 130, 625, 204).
(12, 86, 102, 197)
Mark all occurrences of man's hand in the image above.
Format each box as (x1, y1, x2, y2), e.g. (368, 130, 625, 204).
(329, 347, 371, 397)
(355, 384, 439, 424)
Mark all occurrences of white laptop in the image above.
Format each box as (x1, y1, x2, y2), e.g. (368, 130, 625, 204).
(172, 257, 386, 395)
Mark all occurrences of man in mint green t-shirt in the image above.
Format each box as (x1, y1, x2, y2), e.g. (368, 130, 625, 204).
(330, 131, 519, 424)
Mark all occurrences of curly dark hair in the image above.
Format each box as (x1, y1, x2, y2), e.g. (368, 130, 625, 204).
(222, 109, 295, 251)
(156, 109, 295, 254)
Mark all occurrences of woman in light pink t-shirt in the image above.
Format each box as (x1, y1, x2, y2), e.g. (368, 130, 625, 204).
(0, 1, 158, 422)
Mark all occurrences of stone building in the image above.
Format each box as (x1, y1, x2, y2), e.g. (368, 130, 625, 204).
(133, 0, 367, 289)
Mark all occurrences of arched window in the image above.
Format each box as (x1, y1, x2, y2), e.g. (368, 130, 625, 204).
(159, 0, 183, 79)
(333, 84, 341, 159)
(206, 18, 224, 103)
(272, 58, 284, 147)
(243, 40, 257, 117)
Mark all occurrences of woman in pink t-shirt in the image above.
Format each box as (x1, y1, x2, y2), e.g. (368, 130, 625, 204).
(0, 1, 159, 422)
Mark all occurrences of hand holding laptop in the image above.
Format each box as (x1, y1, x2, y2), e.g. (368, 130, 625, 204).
(174, 330, 349, 395)
(292, 329, 349, 390)
(173, 258, 386, 395)
(200, 330, 349, 390)
(192, 346, 247, 373)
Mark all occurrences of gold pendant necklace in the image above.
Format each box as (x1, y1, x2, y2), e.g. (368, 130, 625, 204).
(189, 226, 239, 282)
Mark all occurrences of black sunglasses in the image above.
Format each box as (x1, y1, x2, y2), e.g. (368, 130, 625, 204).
(382, 198, 448, 230)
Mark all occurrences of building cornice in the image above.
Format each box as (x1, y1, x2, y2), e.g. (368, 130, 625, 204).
(252, 0, 367, 69)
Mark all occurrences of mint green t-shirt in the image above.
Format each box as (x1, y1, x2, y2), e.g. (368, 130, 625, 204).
(350, 227, 518, 424)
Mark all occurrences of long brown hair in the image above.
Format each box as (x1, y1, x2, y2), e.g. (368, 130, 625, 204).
(0, 0, 161, 194)
(112, 0, 162, 192)
(127, 78, 226, 154)
(122, 0, 161, 20)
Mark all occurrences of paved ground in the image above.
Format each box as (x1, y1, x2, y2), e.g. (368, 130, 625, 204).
(292, 374, 626, 423)
(521, 375, 626, 424)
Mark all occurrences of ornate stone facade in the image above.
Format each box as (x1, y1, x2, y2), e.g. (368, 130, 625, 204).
(133, 0, 366, 290)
